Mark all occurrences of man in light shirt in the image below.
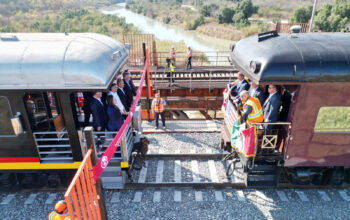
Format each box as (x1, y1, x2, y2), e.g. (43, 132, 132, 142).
(248, 81, 264, 106)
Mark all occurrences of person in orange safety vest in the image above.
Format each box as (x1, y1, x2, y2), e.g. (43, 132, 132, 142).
(239, 90, 264, 126)
(48, 200, 72, 220)
(169, 45, 176, 67)
(151, 93, 167, 129)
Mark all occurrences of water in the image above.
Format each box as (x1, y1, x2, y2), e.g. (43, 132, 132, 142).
(102, 3, 233, 53)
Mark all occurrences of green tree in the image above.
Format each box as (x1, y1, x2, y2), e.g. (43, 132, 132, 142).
(192, 15, 204, 30)
(314, 0, 350, 32)
(236, 0, 257, 19)
(291, 6, 312, 23)
(217, 7, 235, 24)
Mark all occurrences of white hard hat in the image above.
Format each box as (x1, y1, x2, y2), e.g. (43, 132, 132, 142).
(171, 45, 174, 48)
(187, 45, 190, 48)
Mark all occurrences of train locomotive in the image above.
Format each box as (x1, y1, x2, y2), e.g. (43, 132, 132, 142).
(221, 31, 350, 186)
(0, 33, 139, 189)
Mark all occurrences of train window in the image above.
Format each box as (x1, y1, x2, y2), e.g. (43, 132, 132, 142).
(24, 93, 50, 131)
(70, 92, 94, 129)
(0, 96, 15, 135)
(24, 92, 65, 132)
(314, 107, 350, 133)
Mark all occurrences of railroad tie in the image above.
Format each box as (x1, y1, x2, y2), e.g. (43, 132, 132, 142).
(318, 191, 331, 202)
(0, 194, 15, 205)
(236, 190, 246, 202)
(24, 193, 38, 205)
(276, 190, 289, 202)
(133, 191, 142, 203)
(110, 192, 120, 203)
(339, 190, 350, 202)
(295, 191, 309, 202)
(138, 161, 148, 183)
(208, 160, 219, 183)
(45, 194, 57, 205)
(155, 160, 164, 183)
(214, 191, 224, 202)
(195, 191, 203, 202)
(153, 191, 161, 203)
(174, 191, 182, 202)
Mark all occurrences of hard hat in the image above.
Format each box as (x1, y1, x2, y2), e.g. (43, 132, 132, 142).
(187, 45, 190, 48)
(171, 45, 174, 49)
(55, 200, 67, 213)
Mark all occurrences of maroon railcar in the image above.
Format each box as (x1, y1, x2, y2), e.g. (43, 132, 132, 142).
(224, 31, 350, 186)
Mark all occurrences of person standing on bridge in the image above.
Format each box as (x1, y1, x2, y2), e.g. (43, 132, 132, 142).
(186, 45, 193, 70)
(170, 45, 176, 67)
(151, 93, 167, 129)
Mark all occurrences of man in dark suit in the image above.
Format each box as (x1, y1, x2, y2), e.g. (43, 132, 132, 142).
(230, 72, 250, 105)
(90, 91, 107, 131)
(263, 85, 281, 133)
(116, 78, 129, 112)
(123, 70, 137, 108)
(249, 81, 265, 105)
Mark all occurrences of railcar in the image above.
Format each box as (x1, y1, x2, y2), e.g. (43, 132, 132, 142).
(222, 31, 350, 186)
(0, 33, 140, 189)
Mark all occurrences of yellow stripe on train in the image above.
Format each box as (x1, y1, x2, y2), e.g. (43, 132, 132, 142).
(0, 162, 82, 170)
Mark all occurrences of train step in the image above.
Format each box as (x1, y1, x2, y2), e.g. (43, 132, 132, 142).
(100, 166, 124, 189)
(245, 163, 280, 187)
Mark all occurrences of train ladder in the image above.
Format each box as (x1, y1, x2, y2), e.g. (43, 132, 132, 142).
(64, 149, 103, 220)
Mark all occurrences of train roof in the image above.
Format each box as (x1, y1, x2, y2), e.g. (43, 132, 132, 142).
(230, 32, 350, 83)
(0, 33, 128, 90)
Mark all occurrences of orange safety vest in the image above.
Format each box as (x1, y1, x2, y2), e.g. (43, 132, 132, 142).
(244, 97, 264, 125)
(187, 48, 192, 58)
(170, 49, 176, 59)
(154, 99, 164, 113)
(48, 211, 71, 220)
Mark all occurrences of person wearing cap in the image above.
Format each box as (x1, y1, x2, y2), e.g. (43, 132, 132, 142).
(48, 200, 71, 220)
(186, 45, 192, 70)
(169, 45, 176, 67)
(151, 93, 167, 129)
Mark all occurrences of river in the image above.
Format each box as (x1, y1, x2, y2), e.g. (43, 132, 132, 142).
(101, 3, 233, 53)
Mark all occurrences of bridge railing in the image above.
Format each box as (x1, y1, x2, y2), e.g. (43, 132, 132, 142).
(128, 51, 230, 67)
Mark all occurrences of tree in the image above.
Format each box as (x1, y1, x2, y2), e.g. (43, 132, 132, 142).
(192, 15, 204, 30)
(236, 0, 257, 19)
(217, 7, 235, 24)
(314, 0, 350, 32)
(291, 6, 312, 23)
(200, 5, 211, 17)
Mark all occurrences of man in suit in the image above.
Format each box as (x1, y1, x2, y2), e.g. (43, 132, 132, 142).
(263, 85, 281, 134)
(249, 81, 265, 105)
(230, 72, 250, 105)
(116, 78, 129, 112)
(90, 91, 107, 131)
(123, 70, 137, 108)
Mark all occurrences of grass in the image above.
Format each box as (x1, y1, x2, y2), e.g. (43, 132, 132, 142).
(314, 107, 350, 132)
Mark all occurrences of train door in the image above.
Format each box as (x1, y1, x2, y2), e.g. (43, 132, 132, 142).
(24, 92, 74, 163)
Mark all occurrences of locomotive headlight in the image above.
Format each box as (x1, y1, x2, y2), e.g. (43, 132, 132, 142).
(250, 61, 261, 74)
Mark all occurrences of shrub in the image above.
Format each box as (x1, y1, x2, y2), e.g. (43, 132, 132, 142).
(163, 16, 171, 24)
(217, 7, 235, 24)
(192, 15, 205, 30)
(291, 6, 312, 23)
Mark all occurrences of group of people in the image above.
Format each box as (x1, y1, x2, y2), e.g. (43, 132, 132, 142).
(84, 70, 137, 133)
(230, 72, 281, 132)
(169, 45, 193, 70)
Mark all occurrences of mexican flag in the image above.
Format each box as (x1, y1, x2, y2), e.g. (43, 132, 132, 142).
(231, 120, 257, 157)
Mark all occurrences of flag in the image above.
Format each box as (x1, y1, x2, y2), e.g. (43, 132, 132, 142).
(231, 122, 257, 157)
(240, 127, 256, 157)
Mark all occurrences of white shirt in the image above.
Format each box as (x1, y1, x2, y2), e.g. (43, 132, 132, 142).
(249, 87, 257, 97)
(108, 91, 125, 113)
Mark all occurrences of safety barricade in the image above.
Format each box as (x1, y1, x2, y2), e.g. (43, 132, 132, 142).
(64, 149, 101, 220)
